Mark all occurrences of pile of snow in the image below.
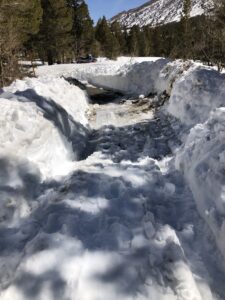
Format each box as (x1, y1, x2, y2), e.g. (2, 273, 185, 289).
(36, 58, 196, 98)
(0, 77, 89, 179)
(88, 59, 170, 96)
(167, 67, 225, 126)
(36, 57, 135, 79)
(5, 77, 89, 126)
(36, 57, 164, 93)
(0, 97, 75, 179)
(164, 63, 225, 261)
(176, 108, 225, 260)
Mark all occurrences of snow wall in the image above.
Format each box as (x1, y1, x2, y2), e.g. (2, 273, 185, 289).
(1, 77, 89, 180)
(166, 66, 225, 261)
(88, 59, 170, 96)
(0, 77, 89, 226)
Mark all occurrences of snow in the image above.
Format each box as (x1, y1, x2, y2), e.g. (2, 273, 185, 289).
(110, 0, 214, 28)
(176, 108, 225, 262)
(1, 57, 225, 300)
(5, 76, 89, 126)
(87, 59, 170, 96)
(37, 57, 171, 96)
(167, 66, 225, 126)
(0, 98, 74, 179)
(0, 77, 89, 180)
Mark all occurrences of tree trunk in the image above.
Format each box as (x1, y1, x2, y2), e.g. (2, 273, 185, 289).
(47, 50, 54, 65)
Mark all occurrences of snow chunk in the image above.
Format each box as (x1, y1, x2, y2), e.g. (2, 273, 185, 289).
(167, 66, 225, 126)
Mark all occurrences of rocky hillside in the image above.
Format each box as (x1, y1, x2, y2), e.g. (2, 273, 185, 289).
(110, 0, 214, 28)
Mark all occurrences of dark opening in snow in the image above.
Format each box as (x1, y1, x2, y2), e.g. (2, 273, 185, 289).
(87, 86, 123, 104)
(63, 76, 123, 105)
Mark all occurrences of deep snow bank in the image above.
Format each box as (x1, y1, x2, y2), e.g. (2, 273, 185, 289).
(36, 57, 170, 96)
(164, 64, 225, 261)
(36, 57, 162, 79)
(0, 77, 89, 179)
(88, 59, 170, 96)
(176, 108, 225, 260)
(167, 66, 225, 126)
(5, 77, 89, 126)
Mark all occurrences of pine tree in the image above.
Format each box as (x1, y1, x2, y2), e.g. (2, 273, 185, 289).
(181, 0, 192, 58)
(151, 27, 162, 57)
(68, 0, 95, 57)
(95, 17, 119, 59)
(38, 0, 73, 65)
(0, 0, 42, 86)
(142, 27, 154, 56)
(110, 21, 126, 55)
(127, 25, 140, 56)
(213, 0, 225, 68)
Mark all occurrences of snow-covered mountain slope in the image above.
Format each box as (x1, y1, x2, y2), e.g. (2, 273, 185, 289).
(110, 0, 214, 28)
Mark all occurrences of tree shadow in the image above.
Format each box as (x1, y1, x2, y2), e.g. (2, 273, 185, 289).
(0, 154, 207, 299)
(87, 113, 180, 163)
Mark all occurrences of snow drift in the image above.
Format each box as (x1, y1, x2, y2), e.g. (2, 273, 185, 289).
(5, 76, 89, 126)
(176, 108, 225, 261)
(0, 77, 89, 179)
(36, 57, 169, 96)
(167, 66, 225, 126)
(88, 59, 170, 96)
(164, 63, 225, 261)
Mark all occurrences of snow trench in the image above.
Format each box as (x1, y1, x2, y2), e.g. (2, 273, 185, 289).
(1, 59, 225, 300)
(74, 58, 225, 266)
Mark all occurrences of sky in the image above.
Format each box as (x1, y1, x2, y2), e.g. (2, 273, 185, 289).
(85, 0, 148, 23)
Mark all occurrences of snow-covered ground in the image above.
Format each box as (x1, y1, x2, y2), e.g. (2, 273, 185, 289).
(0, 57, 225, 300)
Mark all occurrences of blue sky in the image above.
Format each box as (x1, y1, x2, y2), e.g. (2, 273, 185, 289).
(85, 0, 148, 23)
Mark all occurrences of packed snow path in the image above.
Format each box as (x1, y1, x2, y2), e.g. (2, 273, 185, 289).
(1, 89, 225, 300)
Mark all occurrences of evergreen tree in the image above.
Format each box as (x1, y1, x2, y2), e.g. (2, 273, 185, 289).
(110, 21, 126, 55)
(122, 27, 129, 55)
(68, 0, 95, 57)
(127, 25, 140, 56)
(180, 0, 192, 58)
(152, 27, 163, 57)
(142, 27, 153, 56)
(0, 0, 42, 86)
(38, 0, 73, 65)
(138, 28, 152, 56)
(213, 0, 225, 68)
(95, 17, 119, 58)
